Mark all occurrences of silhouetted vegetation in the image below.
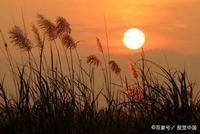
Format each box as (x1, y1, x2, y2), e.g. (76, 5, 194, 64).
(0, 14, 199, 134)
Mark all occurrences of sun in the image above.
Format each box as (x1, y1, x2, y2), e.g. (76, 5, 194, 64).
(123, 28, 145, 50)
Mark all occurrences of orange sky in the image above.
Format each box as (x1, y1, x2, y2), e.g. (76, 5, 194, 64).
(0, 0, 200, 91)
(0, 0, 200, 55)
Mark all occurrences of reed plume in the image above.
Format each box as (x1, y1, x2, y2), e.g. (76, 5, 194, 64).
(56, 16, 71, 36)
(124, 84, 143, 102)
(128, 61, 138, 79)
(32, 25, 43, 48)
(87, 55, 101, 67)
(9, 26, 31, 51)
(37, 14, 57, 41)
(96, 37, 103, 53)
(61, 33, 76, 49)
(108, 60, 121, 75)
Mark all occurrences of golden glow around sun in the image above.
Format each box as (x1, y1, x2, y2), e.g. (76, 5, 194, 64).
(123, 28, 145, 50)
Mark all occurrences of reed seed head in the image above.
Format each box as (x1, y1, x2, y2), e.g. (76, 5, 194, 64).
(109, 60, 121, 75)
(9, 26, 32, 51)
(123, 84, 143, 102)
(87, 55, 101, 67)
(56, 16, 71, 36)
(32, 25, 43, 48)
(128, 61, 138, 79)
(61, 33, 76, 49)
(96, 37, 103, 53)
(37, 14, 57, 41)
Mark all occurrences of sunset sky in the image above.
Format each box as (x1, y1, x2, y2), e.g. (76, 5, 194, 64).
(1, 0, 200, 54)
(0, 0, 200, 87)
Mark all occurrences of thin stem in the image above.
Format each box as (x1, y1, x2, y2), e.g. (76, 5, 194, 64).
(103, 14, 112, 103)
(50, 43, 54, 79)
(53, 40, 63, 75)
(63, 46, 71, 78)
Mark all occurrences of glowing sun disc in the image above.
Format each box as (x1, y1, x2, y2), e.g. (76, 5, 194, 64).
(123, 28, 145, 50)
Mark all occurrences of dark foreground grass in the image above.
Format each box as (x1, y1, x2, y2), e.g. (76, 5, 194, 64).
(0, 14, 199, 134)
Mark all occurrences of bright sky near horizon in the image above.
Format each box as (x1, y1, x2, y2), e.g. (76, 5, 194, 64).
(0, 0, 200, 55)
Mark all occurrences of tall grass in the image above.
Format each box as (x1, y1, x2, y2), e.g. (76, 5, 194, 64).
(0, 14, 199, 134)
